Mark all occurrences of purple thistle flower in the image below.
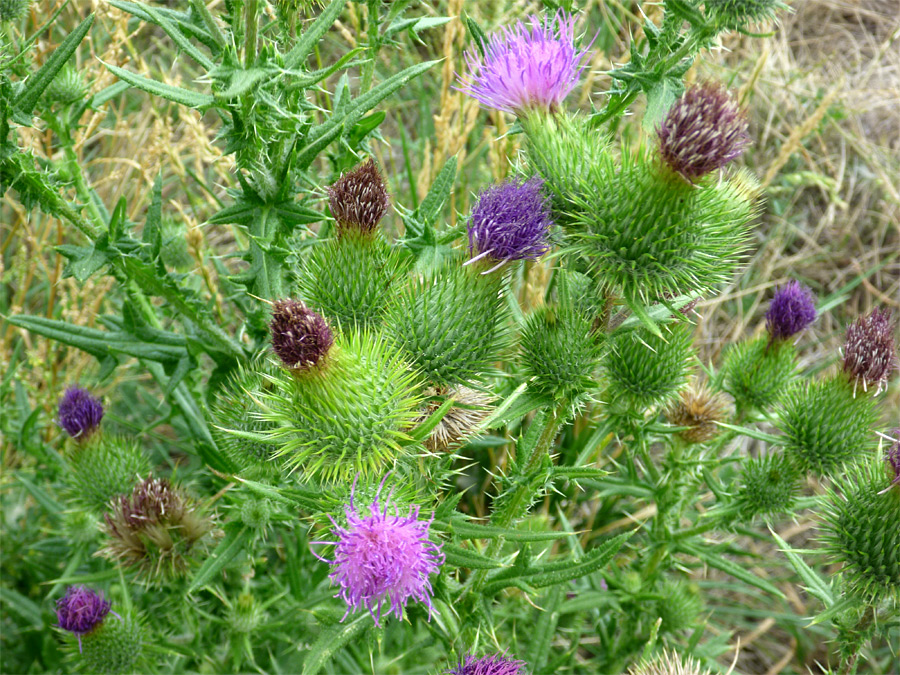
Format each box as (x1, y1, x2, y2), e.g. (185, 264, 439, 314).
(58, 387, 104, 439)
(269, 299, 334, 370)
(456, 12, 592, 115)
(658, 82, 750, 181)
(842, 308, 898, 394)
(467, 177, 553, 272)
(311, 479, 444, 627)
(327, 158, 390, 235)
(766, 281, 817, 340)
(56, 586, 112, 652)
(447, 652, 528, 675)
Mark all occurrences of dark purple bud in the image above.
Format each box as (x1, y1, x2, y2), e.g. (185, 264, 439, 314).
(58, 387, 104, 439)
(658, 82, 750, 181)
(467, 177, 553, 271)
(886, 429, 900, 487)
(842, 308, 898, 394)
(766, 281, 816, 340)
(269, 300, 334, 370)
(447, 652, 528, 675)
(56, 586, 110, 636)
(327, 158, 390, 235)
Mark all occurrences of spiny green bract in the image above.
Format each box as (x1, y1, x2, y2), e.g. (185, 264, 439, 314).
(211, 362, 281, 481)
(43, 65, 86, 106)
(777, 376, 878, 477)
(74, 612, 144, 675)
(256, 332, 423, 484)
(736, 452, 800, 520)
(820, 459, 900, 603)
(656, 580, 703, 634)
(0, 0, 29, 21)
(519, 303, 602, 403)
(66, 436, 149, 513)
(569, 151, 757, 304)
(299, 231, 403, 330)
(706, 0, 787, 31)
(387, 261, 508, 387)
(604, 323, 693, 411)
(721, 335, 797, 411)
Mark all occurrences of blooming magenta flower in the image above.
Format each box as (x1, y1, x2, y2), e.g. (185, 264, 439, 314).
(56, 586, 112, 651)
(456, 12, 592, 115)
(58, 387, 104, 439)
(766, 281, 816, 340)
(658, 82, 750, 181)
(467, 177, 553, 272)
(447, 652, 528, 675)
(311, 479, 444, 626)
(269, 300, 334, 370)
(842, 308, 898, 394)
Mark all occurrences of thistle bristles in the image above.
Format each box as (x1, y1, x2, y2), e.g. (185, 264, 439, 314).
(56, 586, 111, 640)
(657, 82, 750, 181)
(269, 299, 334, 371)
(841, 307, 898, 395)
(326, 158, 390, 234)
(58, 387, 104, 440)
(447, 651, 527, 675)
(418, 386, 493, 453)
(627, 650, 712, 675)
(706, 0, 786, 31)
(456, 11, 592, 115)
(766, 280, 816, 341)
(665, 381, 728, 444)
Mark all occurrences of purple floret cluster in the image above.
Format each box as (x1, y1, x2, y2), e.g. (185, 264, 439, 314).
(56, 586, 111, 652)
(766, 281, 817, 340)
(842, 307, 898, 394)
(58, 387, 104, 439)
(447, 652, 528, 675)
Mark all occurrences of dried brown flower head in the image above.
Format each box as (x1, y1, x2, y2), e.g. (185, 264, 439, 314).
(418, 386, 493, 453)
(327, 158, 390, 235)
(665, 381, 729, 444)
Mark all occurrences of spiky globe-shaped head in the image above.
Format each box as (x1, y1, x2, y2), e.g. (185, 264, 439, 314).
(627, 650, 712, 675)
(56, 586, 111, 637)
(604, 323, 693, 411)
(467, 177, 553, 268)
(326, 158, 390, 235)
(777, 376, 878, 477)
(657, 83, 750, 182)
(76, 611, 144, 675)
(820, 459, 900, 602)
(44, 65, 87, 105)
(766, 281, 816, 341)
(656, 581, 703, 634)
(705, 0, 786, 31)
(447, 652, 527, 675)
(269, 299, 333, 370)
(456, 11, 592, 116)
(66, 436, 149, 513)
(736, 452, 801, 520)
(0, 0, 30, 21)
(665, 381, 728, 444)
(312, 479, 444, 626)
(721, 336, 796, 412)
(841, 307, 897, 394)
(58, 387, 104, 440)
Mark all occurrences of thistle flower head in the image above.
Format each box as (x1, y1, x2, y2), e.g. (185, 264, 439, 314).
(841, 307, 898, 394)
(766, 281, 816, 340)
(705, 0, 786, 31)
(628, 650, 712, 675)
(418, 386, 493, 453)
(447, 652, 528, 675)
(312, 479, 444, 626)
(665, 381, 728, 444)
(457, 12, 592, 115)
(56, 586, 111, 637)
(657, 83, 750, 181)
(269, 299, 334, 370)
(467, 177, 553, 268)
(58, 387, 104, 439)
(0, 0, 31, 22)
(327, 158, 390, 234)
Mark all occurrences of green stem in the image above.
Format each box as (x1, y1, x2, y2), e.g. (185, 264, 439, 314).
(244, 0, 259, 68)
(360, 0, 380, 93)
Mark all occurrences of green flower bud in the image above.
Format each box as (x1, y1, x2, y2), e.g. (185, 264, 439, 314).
(44, 65, 86, 105)
(62, 510, 101, 545)
(777, 376, 878, 477)
(228, 592, 264, 634)
(387, 262, 508, 387)
(519, 303, 601, 402)
(736, 452, 800, 520)
(721, 335, 796, 411)
(78, 612, 145, 675)
(706, 0, 787, 31)
(656, 580, 703, 633)
(0, 0, 30, 22)
(605, 323, 693, 411)
(820, 459, 900, 602)
(240, 498, 272, 531)
(299, 231, 403, 329)
(66, 436, 149, 513)
(256, 331, 423, 483)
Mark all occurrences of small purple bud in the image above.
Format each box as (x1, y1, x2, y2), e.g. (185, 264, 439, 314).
(327, 158, 390, 235)
(885, 429, 900, 487)
(311, 479, 444, 627)
(447, 652, 528, 675)
(658, 82, 750, 181)
(56, 586, 111, 640)
(269, 300, 334, 370)
(58, 387, 104, 439)
(467, 177, 553, 271)
(842, 308, 898, 394)
(456, 12, 592, 115)
(766, 281, 817, 340)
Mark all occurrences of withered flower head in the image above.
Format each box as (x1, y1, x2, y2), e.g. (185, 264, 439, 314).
(418, 386, 493, 453)
(269, 299, 334, 371)
(842, 308, 898, 394)
(665, 381, 729, 444)
(327, 158, 390, 235)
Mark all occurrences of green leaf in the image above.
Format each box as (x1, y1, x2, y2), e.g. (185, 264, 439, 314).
(463, 14, 488, 58)
(284, 0, 349, 70)
(715, 422, 783, 445)
(411, 155, 456, 235)
(642, 76, 683, 134)
(142, 173, 163, 260)
(442, 543, 504, 570)
(622, 295, 663, 338)
(526, 586, 563, 670)
(665, 0, 708, 28)
(769, 529, 834, 607)
(56, 239, 111, 282)
(558, 590, 609, 615)
(15, 14, 95, 115)
(213, 67, 277, 100)
(677, 541, 785, 599)
(188, 524, 250, 593)
(0, 588, 43, 628)
(16, 474, 63, 517)
(106, 64, 215, 108)
(301, 612, 373, 675)
(435, 519, 571, 542)
(134, 2, 214, 69)
(406, 396, 455, 442)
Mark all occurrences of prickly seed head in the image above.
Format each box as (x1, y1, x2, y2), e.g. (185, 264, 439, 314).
(327, 159, 390, 234)
(269, 299, 334, 370)
(841, 307, 897, 394)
